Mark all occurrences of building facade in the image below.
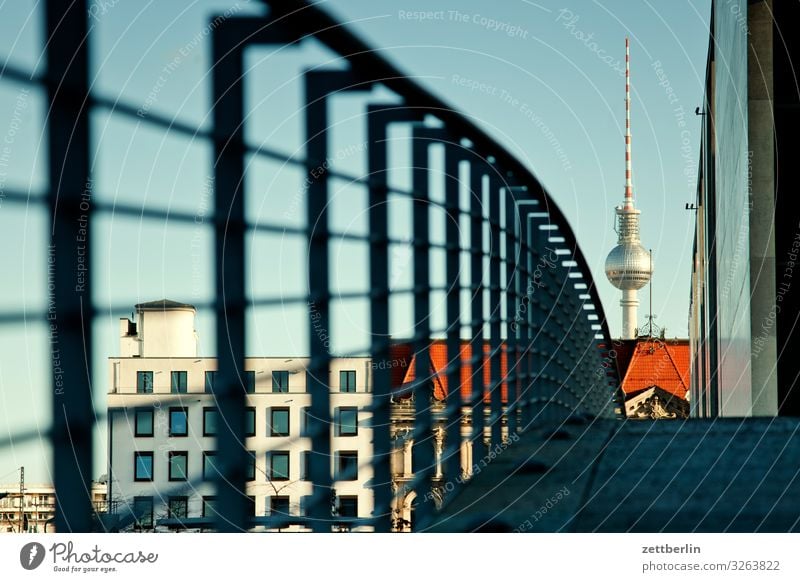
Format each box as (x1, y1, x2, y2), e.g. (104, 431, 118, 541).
(107, 301, 375, 532)
(107, 302, 510, 532)
(0, 482, 108, 533)
(690, 0, 800, 416)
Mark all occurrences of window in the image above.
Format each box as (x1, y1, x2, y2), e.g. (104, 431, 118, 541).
(203, 452, 217, 481)
(338, 407, 358, 436)
(300, 451, 310, 481)
(269, 407, 290, 437)
(246, 496, 256, 517)
(244, 370, 255, 393)
(169, 407, 188, 437)
(204, 371, 217, 393)
(168, 496, 188, 520)
(246, 451, 256, 481)
(171, 371, 187, 394)
(340, 370, 356, 392)
(245, 407, 256, 437)
(337, 451, 358, 481)
(168, 451, 188, 481)
(202, 496, 217, 519)
(272, 370, 289, 392)
(134, 452, 153, 481)
(338, 496, 358, 518)
(133, 496, 153, 529)
(134, 409, 154, 437)
(136, 371, 153, 394)
(270, 451, 290, 481)
(301, 407, 312, 437)
(203, 408, 218, 436)
(269, 496, 290, 517)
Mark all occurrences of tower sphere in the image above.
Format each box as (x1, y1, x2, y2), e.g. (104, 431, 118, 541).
(605, 242, 653, 290)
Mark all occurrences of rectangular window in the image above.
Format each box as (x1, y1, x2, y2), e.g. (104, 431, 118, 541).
(300, 451, 310, 481)
(136, 371, 153, 394)
(168, 496, 188, 520)
(245, 407, 256, 437)
(203, 408, 218, 436)
(301, 407, 311, 437)
(269, 407, 290, 437)
(246, 450, 256, 481)
(204, 371, 217, 393)
(246, 496, 255, 517)
(270, 451, 290, 481)
(169, 407, 188, 437)
(338, 407, 358, 436)
(244, 370, 256, 393)
(170, 371, 187, 394)
(203, 451, 217, 481)
(134, 452, 153, 481)
(202, 496, 217, 519)
(168, 451, 188, 481)
(269, 496, 290, 517)
(134, 409, 154, 437)
(338, 496, 358, 518)
(272, 370, 289, 392)
(133, 496, 153, 529)
(340, 370, 356, 393)
(337, 451, 358, 481)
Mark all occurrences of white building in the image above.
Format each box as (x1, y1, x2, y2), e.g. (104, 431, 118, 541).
(0, 482, 108, 533)
(107, 300, 375, 532)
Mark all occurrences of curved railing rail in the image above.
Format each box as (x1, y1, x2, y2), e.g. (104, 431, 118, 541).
(0, 0, 620, 533)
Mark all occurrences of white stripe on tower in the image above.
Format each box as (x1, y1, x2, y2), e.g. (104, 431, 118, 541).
(625, 37, 633, 204)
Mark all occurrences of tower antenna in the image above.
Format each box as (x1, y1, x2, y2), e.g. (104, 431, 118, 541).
(604, 38, 654, 339)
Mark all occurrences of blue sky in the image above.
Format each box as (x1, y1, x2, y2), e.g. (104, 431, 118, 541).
(0, 0, 710, 482)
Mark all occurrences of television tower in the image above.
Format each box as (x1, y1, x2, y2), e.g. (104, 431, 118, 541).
(604, 38, 653, 339)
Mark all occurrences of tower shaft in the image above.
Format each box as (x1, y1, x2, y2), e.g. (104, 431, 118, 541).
(624, 37, 633, 207)
(604, 38, 653, 340)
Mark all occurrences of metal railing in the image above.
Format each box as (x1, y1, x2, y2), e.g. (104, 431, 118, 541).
(0, 0, 619, 532)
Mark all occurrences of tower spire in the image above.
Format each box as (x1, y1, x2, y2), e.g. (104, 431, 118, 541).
(624, 37, 633, 208)
(605, 37, 653, 339)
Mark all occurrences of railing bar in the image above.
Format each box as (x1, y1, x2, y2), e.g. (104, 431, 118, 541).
(410, 128, 435, 525)
(46, 0, 95, 533)
(211, 28, 249, 532)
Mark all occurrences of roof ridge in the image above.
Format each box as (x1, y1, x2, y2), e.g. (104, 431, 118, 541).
(662, 341, 688, 392)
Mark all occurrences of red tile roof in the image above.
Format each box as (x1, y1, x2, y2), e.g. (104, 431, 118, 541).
(390, 340, 511, 403)
(620, 338, 690, 399)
